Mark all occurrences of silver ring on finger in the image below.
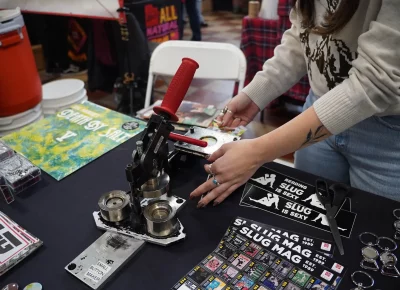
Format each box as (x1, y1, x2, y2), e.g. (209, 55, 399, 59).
(226, 109, 233, 114)
(213, 177, 221, 187)
(222, 106, 228, 114)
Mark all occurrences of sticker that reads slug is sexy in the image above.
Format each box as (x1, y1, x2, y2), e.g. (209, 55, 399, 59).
(241, 184, 356, 238)
(248, 166, 348, 216)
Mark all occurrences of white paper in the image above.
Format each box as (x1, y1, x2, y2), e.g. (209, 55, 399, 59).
(259, 0, 279, 20)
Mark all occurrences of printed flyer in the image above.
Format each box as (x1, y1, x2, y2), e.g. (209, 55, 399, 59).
(145, 1, 180, 43)
(172, 217, 346, 290)
(1, 102, 146, 181)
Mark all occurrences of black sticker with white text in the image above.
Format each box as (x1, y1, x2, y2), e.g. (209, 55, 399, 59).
(232, 218, 345, 285)
(241, 183, 356, 238)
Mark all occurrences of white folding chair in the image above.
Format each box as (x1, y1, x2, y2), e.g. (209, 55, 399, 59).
(144, 40, 247, 109)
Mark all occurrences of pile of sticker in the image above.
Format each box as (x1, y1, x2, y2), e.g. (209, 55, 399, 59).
(171, 217, 346, 290)
(0, 212, 43, 276)
(240, 167, 357, 238)
(0, 141, 41, 204)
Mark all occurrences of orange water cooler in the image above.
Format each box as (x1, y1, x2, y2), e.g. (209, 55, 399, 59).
(0, 8, 42, 117)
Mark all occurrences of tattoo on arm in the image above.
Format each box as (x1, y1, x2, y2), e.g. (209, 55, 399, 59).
(301, 125, 328, 147)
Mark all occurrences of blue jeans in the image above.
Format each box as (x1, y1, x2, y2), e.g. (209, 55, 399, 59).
(294, 91, 400, 201)
(196, 0, 205, 23)
(184, 0, 204, 23)
(179, 0, 201, 41)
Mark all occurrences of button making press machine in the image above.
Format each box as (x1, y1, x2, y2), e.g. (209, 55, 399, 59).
(92, 58, 240, 246)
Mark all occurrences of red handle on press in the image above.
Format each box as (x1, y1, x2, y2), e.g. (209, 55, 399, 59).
(153, 58, 199, 121)
(169, 132, 208, 147)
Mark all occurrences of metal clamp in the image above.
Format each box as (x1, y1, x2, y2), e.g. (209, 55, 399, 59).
(359, 232, 379, 246)
(351, 271, 374, 289)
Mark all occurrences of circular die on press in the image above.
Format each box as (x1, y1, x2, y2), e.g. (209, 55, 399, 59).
(98, 190, 131, 223)
(143, 199, 178, 238)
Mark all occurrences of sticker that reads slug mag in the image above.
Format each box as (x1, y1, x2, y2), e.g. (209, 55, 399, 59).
(231, 219, 335, 255)
(232, 227, 342, 284)
(171, 217, 344, 290)
(231, 219, 340, 269)
(233, 219, 348, 279)
(241, 183, 356, 238)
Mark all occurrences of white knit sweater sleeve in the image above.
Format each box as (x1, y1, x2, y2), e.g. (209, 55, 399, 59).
(241, 8, 307, 110)
(314, 0, 400, 134)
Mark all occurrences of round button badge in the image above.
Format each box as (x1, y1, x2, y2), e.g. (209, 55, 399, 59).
(23, 283, 42, 290)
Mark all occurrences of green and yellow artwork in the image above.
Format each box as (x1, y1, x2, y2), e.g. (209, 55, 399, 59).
(1, 101, 146, 181)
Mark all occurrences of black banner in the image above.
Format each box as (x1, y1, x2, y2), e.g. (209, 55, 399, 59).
(222, 227, 334, 258)
(232, 219, 347, 276)
(221, 223, 335, 256)
(171, 217, 347, 290)
(228, 219, 344, 285)
(241, 183, 356, 238)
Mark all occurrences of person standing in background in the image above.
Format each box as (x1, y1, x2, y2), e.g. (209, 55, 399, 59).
(190, 0, 400, 205)
(180, 0, 202, 41)
(196, 0, 208, 27)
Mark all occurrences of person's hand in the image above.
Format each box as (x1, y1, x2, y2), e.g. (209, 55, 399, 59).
(189, 139, 268, 207)
(217, 92, 260, 128)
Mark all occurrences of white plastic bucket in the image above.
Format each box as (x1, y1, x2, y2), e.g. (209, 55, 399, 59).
(42, 89, 88, 116)
(42, 79, 85, 109)
(0, 103, 43, 136)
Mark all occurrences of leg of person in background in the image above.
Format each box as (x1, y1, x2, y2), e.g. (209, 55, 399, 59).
(183, 5, 188, 24)
(196, 0, 208, 27)
(179, 2, 185, 40)
(185, 0, 202, 41)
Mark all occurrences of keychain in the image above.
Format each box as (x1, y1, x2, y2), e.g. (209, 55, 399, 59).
(377, 236, 399, 278)
(350, 271, 374, 290)
(380, 252, 400, 278)
(359, 233, 380, 271)
(393, 209, 400, 241)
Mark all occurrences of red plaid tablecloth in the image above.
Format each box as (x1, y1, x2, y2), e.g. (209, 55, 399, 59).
(240, 0, 309, 107)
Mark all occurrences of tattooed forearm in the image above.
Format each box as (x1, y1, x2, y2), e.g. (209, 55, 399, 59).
(301, 125, 329, 147)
